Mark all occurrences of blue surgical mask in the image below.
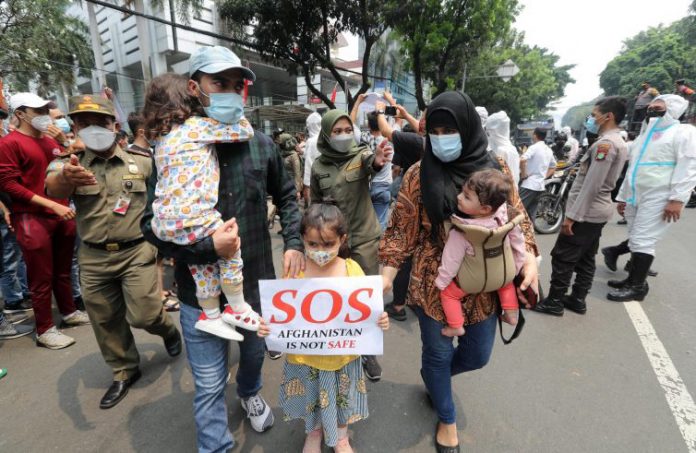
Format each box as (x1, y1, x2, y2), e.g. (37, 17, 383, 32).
(429, 133, 462, 162)
(584, 116, 599, 134)
(55, 118, 71, 134)
(198, 84, 245, 124)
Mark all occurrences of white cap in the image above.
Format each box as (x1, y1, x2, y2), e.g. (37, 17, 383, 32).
(9, 93, 50, 110)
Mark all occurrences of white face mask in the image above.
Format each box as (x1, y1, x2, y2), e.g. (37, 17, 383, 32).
(29, 114, 52, 133)
(78, 125, 116, 152)
(329, 134, 354, 153)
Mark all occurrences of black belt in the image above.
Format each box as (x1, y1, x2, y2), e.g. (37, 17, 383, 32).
(83, 237, 145, 252)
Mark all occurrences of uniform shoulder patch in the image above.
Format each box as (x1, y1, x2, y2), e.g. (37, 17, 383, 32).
(125, 147, 151, 157)
(595, 143, 612, 161)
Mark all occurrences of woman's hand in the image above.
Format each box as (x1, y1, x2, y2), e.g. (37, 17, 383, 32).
(52, 203, 76, 221)
(377, 312, 390, 331)
(373, 140, 393, 169)
(257, 317, 271, 337)
(516, 252, 539, 309)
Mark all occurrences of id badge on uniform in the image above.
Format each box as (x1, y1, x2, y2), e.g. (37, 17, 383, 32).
(113, 194, 131, 215)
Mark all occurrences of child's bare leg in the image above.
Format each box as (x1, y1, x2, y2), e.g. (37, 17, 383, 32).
(303, 426, 322, 453)
(334, 425, 353, 453)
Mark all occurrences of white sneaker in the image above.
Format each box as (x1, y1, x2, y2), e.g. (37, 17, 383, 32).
(36, 327, 76, 350)
(195, 313, 244, 341)
(241, 394, 274, 432)
(62, 310, 90, 327)
(221, 304, 260, 331)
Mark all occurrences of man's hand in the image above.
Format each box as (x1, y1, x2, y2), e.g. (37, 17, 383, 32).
(52, 203, 76, 221)
(212, 218, 240, 259)
(0, 202, 12, 231)
(561, 218, 575, 236)
(663, 200, 684, 223)
(46, 124, 67, 145)
(375, 101, 387, 112)
(617, 202, 626, 216)
(374, 140, 393, 169)
(356, 93, 367, 105)
(516, 252, 539, 309)
(384, 91, 396, 106)
(283, 249, 305, 278)
(62, 155, 97, 186)
(395, 105, 408, 119)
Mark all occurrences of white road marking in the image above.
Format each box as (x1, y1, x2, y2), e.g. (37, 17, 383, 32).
(624, 301, 696, 453)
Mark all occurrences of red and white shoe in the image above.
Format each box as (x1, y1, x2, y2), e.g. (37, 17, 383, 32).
(221, 304, 260, 331)
(195, 312, 244, 341)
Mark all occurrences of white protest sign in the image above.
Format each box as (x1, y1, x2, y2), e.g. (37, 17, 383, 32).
(259, 276, 384, 356)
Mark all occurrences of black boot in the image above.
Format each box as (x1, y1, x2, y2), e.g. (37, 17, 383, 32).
(607, 277, 629, 289)
(562, 292, 587, 314)
(624, 259, 658, 277)
(533, 287, 565, 316)
(602, 240, 630, 272)
(608, 253, 653, 302)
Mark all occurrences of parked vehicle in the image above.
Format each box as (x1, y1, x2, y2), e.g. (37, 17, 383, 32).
(534, 161, 579, 234)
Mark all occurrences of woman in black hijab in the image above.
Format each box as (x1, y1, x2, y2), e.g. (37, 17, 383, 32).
(379, 91, 539, 452)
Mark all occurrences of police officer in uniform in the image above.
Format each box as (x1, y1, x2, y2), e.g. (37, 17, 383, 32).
(45, 95, 181, 409)
(534, 96, 628, 316)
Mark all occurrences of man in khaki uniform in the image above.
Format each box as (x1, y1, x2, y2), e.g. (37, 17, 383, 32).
(534, 96, 629, 316)
(45, 95, 181, 409)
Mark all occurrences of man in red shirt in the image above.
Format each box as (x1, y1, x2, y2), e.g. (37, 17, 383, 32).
(0, 93, 89, 349)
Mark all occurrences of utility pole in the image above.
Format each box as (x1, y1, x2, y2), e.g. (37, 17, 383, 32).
(134, 0, 153, 81)
(461, 62, 467, 93)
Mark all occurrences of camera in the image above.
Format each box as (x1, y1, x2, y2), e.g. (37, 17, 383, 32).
(384, 106, 397, 116)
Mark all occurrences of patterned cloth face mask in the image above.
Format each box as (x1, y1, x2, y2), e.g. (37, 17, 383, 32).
(305, 249, 338, 267)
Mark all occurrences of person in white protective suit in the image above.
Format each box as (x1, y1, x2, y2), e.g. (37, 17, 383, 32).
(562, 126, 580, 162)
(302, 111, 322, 203)
(476, 106, 492, 151)
(607, 94, 696, 302)
(487, 111, 521, 185)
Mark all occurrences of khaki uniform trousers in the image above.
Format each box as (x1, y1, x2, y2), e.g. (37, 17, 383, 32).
(351, 237, 380, 276)
(79, 241, 177, 381)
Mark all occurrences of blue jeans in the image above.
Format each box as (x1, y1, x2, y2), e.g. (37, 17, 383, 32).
(415, 306, 497, 424)
(71, 236, 81, 300)
(0, 223, 28, 304)
(180, 302, 266, 453)
(370, 182, 392, 231)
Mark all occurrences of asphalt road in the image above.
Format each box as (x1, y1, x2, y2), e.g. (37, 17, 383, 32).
(2, 208, 696, 453)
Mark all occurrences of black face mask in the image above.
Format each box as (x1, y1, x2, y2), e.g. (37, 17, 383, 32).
(646, 109, 666, 119)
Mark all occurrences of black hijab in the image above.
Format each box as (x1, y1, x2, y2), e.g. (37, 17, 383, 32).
(420, 91, 500, 242)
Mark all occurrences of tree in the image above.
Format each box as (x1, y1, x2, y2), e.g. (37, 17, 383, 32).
(386, 0, 519, 110)
(218, 0, 386, 109)
(562, 101, 595, 132)
(463, 31, 575, 124)
(599, 18, 696, 97)
(0, 0, 93, 96)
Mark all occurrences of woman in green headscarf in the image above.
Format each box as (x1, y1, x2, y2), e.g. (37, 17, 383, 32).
(309, 110, 388, 276)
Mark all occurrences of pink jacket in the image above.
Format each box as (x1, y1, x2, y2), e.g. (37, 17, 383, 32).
(435, 204, 526, 291)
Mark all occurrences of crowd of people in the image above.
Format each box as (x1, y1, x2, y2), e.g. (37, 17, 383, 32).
(0, 44, 695, 453)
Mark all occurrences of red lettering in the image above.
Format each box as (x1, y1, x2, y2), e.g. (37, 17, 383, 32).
(302, 289, 342, 323)
(345, 288, 372, 323)
(270, 289, 297, 324)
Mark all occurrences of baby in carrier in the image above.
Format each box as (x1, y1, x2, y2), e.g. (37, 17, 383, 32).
(435, 169, 526, 337)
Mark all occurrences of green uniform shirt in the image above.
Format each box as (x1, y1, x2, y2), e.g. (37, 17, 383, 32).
(310, 149, 382, 248)
(47, 145, 152, 243)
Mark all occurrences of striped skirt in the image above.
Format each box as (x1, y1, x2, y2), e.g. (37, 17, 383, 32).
(279, 357, 369, 447)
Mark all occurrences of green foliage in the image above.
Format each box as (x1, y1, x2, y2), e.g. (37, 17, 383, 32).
(385, 0, 519, 109)
(599, 18, 696, 97)
(218, 0, 386, 109)
(562, 101, 595, 131)
(150, 0, 203, 23)
(464, 31, 575, 124)
(0, 0, 93, 96)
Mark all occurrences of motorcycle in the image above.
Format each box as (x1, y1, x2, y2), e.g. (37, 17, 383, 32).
(534, 161, 579, 234)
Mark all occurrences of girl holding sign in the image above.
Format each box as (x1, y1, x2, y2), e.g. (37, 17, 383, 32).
(258, 203, 389, 453)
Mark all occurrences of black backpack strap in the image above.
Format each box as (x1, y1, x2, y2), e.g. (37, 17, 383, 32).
(497, 306, 525, 345)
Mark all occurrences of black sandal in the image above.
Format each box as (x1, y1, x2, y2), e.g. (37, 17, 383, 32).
(435, 423, 460, 453)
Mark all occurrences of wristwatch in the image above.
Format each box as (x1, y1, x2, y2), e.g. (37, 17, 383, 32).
(375, 110, 385, 115)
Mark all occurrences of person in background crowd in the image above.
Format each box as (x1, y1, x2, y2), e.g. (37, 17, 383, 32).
(0, 93, 89, 350)
(631, 82, 659, 129)
(0, 193, 31, 317)
(142, 46, 304, 453)
(486, 111, 520, 186)
(116, 129, 129, 149)
(127, 111, 153, 154)
(302, 112, 322, 205)
(562, 126, 580, 162)
(277, 131, 303, 201)
(519, 127, 556, 219)
(379, 91, 539, 453)
(374, 100, 426, 322)
(311, 109, 388, 382)
(607, 94, 696, 302)
(675, 79, 695, 99)
(0, 223, 34, 340)
(475, 106, 492, 152)
(45, 94, 182, 409)
(534, 96, 628, 316)
(351, 105, 393, 231)
(46, 102, 71, 148)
